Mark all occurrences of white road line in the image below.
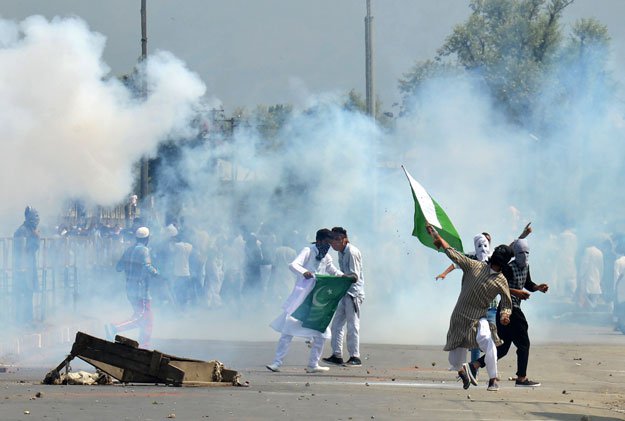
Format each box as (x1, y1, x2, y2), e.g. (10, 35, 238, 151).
(278, 380, 460, 389)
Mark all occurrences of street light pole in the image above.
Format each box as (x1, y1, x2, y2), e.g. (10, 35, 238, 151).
(139, 0, 149, 199)
(365, 0, 375, 119)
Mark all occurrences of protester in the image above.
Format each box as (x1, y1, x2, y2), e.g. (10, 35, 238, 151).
(427, 225, 513, 391)
(241, 228, 264, 300)
(471, 238, 548, 387)
(435, 233, 494, 379)
(107, 227, 158, 348)
(167, 224, 194, 311)
(322, 227, 365, 367)
(614, 250, 625, 333)
(13, 206, 41, 326)
(577, 245, 604, 308)
(266, 228, 343, 373)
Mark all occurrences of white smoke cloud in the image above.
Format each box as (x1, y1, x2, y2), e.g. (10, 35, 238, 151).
(2, 12, 624, 352)
(0, 15, 205, 232)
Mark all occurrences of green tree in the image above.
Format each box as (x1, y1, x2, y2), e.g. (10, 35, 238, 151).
(399, 0, 597, 127)
(252, 104, 294, 151)
(538, 17, 611, 131)
(341, 89, 394, 128)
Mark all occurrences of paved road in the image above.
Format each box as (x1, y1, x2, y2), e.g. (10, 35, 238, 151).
(1, 322, 624, 420)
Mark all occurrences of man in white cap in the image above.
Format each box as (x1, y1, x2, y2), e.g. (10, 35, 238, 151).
(107, 226, 158, 347)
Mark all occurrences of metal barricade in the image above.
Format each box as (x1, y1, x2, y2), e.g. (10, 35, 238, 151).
(0, 235, 126, 327)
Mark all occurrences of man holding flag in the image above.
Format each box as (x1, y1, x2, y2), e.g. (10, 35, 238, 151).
(323, 227, 365, 367)
(402, 165, 513, 391)
(428, 226, 514, 391)
(266, 229, 353, 373)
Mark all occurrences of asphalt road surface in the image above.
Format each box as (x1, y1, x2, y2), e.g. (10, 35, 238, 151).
(1, 323, 624, 420)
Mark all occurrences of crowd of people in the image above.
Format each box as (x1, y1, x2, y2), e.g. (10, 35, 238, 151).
(6, 199, 625, 389)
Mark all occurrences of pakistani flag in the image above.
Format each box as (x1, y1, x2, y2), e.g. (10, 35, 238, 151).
(402, 165, 463, 253)
(291, 275, 353, 332)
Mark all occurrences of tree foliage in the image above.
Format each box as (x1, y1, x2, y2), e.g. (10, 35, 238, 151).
(399, 0, 611, 130)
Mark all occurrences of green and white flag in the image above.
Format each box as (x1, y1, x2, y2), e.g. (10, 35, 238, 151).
(402, 165, 463, 253)
(291, 275, 353, 332)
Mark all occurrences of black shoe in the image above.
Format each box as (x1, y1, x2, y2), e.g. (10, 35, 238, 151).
(322, 355, 344, 365)
(463, 363, 478, 386)
(343, 357, 362, 367)
(515, 379, 541, 387)
(468, 362, 479, 381)
(487, 378, 499, 391)
(458, 370, 471, 389)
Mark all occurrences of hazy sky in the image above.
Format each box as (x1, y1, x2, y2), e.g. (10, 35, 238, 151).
(2, 0, 624, 112)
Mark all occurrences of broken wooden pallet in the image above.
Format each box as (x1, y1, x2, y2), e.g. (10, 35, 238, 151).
(43, 331, 243, 387)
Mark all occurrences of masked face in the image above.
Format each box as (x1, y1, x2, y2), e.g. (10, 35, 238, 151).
(473, 234, 490, 262)
(513, 239, 530, 268)
(25, 209, 40, 229)
(316, 242, 331, 260)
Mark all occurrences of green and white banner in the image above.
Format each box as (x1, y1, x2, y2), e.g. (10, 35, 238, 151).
(291, 275, 353, 332)
(402, 165, 463, 253)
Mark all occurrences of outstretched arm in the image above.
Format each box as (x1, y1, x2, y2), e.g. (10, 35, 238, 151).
(518, 222, 532, 240)
(436, 263, 455, 280)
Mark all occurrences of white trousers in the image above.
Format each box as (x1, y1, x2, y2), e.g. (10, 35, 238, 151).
(448, 318, 498, 379)
(272, 334, 325, 368)
(330, 295, 360, 358)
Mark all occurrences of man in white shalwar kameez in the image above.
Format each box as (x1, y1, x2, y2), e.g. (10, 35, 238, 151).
(266, 229, 344, 373)
(578, 245, 604, 308)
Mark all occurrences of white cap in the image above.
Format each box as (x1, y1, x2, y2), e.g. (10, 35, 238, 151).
(135, 227, 150, 239)
(166, 224, 178, 237)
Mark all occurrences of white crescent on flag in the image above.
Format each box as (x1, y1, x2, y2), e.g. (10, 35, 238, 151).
(401, 166, 443, 229)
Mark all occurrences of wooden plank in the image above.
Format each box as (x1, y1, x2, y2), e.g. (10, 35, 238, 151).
(169, 361, 218, 382)
(149, 351, 163, 377)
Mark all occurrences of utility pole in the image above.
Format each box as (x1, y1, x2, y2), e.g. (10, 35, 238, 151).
(365, 0, 375, 119)
(139, 0, 149, 199)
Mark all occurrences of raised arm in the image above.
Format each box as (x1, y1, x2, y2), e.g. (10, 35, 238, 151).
(517, 222, 532, 241)
(427, 224, 449, 250)
(427, 225, 473, 271)
(436, 263, 456, 280)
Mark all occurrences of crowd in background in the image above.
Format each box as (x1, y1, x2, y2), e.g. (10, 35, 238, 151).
(3, 196, 625, 334)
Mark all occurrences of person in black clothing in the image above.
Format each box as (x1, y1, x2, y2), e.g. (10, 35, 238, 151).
(469, 238, 548, 387)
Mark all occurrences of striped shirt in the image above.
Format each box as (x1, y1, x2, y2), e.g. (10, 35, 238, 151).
(443, 248, 512, 351)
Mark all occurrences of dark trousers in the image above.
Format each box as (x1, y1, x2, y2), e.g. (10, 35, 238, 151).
(476, 307, 530, 377)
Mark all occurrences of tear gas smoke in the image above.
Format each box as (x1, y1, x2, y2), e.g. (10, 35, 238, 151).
(0, 15, 205, 229)
(1, 13, 624, 359)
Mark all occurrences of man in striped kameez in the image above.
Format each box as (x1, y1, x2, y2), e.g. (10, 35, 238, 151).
(428, 226, 513, 391)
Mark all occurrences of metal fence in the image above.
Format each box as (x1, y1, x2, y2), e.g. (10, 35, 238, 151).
(0, 236, 127, 326)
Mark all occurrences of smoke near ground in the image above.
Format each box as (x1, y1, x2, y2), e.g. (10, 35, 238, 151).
(1, 13, 624, 356)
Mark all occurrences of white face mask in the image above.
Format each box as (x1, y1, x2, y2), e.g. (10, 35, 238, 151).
(473, 234, 490, 262)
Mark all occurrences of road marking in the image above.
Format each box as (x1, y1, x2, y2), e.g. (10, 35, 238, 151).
(279, 380, 459, 389)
